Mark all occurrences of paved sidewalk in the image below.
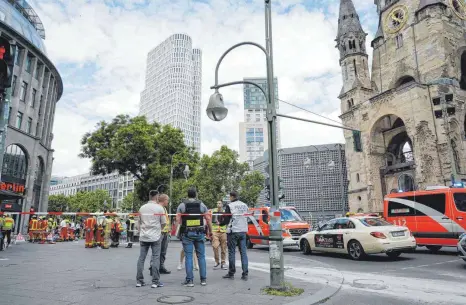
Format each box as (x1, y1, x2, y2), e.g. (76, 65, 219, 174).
(0, 240, 343, 305)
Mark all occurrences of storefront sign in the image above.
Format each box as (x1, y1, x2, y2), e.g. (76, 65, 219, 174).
(0, 182, 25, 194)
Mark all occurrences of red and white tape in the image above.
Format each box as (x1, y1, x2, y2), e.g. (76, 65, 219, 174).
(0, 211, 256, 217)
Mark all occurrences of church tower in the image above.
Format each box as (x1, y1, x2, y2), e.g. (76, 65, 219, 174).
(338, 0, 466, 213)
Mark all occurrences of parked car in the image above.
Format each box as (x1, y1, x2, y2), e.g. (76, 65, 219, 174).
(299, 216, 417, 260)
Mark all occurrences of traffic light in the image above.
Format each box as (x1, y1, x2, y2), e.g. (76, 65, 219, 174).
(353, 130, 363, 152)
(0, 37, 15, 90)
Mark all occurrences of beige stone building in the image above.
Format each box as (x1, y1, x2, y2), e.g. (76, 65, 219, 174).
(338, 0, 466, 213)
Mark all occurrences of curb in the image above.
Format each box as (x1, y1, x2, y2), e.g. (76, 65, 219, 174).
(284, 257, 345, 305)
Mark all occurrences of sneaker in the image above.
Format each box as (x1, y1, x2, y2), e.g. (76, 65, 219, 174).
(136, 282, 145, 287)
(221, 264, 227, 270)
(241, 275, 248, 281)
(200, 279, 207, 286)
(151, 282, 164, 288)
(182, 280, 194, 287)
(222, 274, 234, 279)
(177, 263, 183, 270)
(213, 263, 220, 270)
(160, 269, 171, 274)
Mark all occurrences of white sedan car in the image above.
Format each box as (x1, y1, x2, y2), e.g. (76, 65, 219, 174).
(299, 217, 417, 260)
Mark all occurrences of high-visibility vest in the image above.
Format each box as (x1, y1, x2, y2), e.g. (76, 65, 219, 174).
(162, 207, 170, 233)
(211, 208, 226, 233)
(30, 219, 39, 231)
(3, 217, 14, 230)
(48, 219, 54, 229)
(85, 217, 96, 230)
(105, 219, 113, 233)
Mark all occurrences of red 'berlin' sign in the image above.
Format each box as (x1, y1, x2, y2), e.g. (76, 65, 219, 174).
(1, 182, 25, 194)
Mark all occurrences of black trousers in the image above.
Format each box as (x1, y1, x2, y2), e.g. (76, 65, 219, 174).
(3, 230, 11, 245)
(160, 232, 169, 269)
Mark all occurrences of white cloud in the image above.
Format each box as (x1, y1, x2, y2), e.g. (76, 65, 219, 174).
(27, 0, 378, 176)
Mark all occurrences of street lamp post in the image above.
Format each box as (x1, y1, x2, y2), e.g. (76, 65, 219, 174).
(169, 152, 180, 216)
(206, 0, 284, 290)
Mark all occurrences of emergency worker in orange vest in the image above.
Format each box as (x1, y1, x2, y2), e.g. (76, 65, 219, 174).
(59, 218, 68, 241)
(68, 223, 75, 241)
(39, 217, 48, 244)
(96, 212, 106, 247)
(29, 215, 39, 242)
(110, 217, 122, 248)
(85, 216, 97, 248)
(102, 214, 113, 249)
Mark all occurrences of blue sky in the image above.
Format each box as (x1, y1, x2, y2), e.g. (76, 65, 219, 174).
(26, 0, 378, 176)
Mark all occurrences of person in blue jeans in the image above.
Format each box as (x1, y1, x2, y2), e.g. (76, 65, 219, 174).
(176, 187, 212, 287)
(220, 191, 249, 280)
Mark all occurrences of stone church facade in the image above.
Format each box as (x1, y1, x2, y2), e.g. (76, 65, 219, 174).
(338, 0, 466, 213)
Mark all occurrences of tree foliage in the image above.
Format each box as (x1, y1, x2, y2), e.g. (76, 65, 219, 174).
(48, 190, 113, 213)
(240, 171, 265, 207)
(120, 192, 144, 212)
(79, 115, 199, 202)
(191, 146, 252, 209)
(47, 194, 71, 212)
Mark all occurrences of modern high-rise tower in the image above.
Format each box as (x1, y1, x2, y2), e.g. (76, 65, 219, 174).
(139, 34, 202, 152)
(239, 77, 280, 169)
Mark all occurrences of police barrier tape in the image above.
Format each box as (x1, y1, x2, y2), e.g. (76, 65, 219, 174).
(0, 211, 256, 217)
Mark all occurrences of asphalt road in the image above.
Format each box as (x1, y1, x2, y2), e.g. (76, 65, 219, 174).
(249, 244, 466, 305)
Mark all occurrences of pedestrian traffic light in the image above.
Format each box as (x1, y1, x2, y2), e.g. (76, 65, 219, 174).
(0, 37, 15, 90)
(353, 130, 363, 152)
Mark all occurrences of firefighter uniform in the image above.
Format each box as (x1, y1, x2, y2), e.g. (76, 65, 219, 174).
(103, 216, 113, 249)
(211, 207, 227, 268)
(125, 216, 135, 248)
(96, 213, 106, 247)
(29, 216, 40, 242)
(85, 216, 97, 248)
(60, 219, 69, 241)
(110, 218, 122, 248)
(39, 217, 48, 244)
(2, 214, 15, 247)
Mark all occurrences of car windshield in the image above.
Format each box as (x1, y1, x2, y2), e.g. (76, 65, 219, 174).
(280, 208, 304, 222)
(359, 218, 393, 227)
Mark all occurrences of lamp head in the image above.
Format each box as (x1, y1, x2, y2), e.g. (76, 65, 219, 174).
(206, 91, 228, 121)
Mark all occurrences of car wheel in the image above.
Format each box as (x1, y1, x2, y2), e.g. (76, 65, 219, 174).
(246, 236, 254, 249)
(386, 251, 401, 259)
(301, 239, 311, 255)
(426, 245, 442, 253)
(348, 240, 366, 260)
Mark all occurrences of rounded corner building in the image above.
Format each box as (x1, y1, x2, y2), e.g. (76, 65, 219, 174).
(0, 0, 62, 232)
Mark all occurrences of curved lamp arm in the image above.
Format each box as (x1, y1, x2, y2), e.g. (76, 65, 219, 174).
(211, 80, 268, 101)
(214, 42, 268, 87)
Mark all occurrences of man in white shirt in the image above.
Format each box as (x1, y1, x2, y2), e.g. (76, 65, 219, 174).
(136, 190, 167, 288)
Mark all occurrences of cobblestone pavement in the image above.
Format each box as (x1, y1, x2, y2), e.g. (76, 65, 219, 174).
(0, 240, 338, 305)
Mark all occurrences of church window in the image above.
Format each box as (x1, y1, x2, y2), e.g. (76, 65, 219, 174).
(347, 100, 352, 110)
(352, 40, 356, 50)
(460, 52, 466, 90)
(353, 59, 358, 76)
(395, 34, 403, 48)
(356, 173, 360, 182)
(348, 40, 352, 50)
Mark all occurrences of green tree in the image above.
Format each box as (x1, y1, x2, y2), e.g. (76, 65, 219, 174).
(79, 115, 199, 202)
(47, 194, 71, 212)
(120, 192, 144, 212)
(240, 171, 265, 207)
(69, 190, 112, 212)
(192, 146, 250, 209)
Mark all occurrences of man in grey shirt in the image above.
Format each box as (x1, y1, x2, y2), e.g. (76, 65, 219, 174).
(136, 190, 167, 288)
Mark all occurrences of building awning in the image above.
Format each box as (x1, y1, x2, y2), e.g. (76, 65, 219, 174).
(0, 189, 24, 199)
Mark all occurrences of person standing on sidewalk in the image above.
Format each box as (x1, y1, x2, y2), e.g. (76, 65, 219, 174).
(176, 187, 212, 287)
(221, 191, 249, 281)
(158, 194, 172, 274)
(126, 215, 136, 248)
(136, 190, 166, 288)
(211, 201, 227, 270)
(2, 213, 15, 248)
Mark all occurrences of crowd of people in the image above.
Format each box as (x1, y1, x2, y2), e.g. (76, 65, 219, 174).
(136, 187, 249, 288)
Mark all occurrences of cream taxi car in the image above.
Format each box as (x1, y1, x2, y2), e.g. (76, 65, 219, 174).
(299, 216, 417, 260)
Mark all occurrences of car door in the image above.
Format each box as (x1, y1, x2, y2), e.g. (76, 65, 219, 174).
(314, 219, 338, 253)
(331, 218, 356, 253)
